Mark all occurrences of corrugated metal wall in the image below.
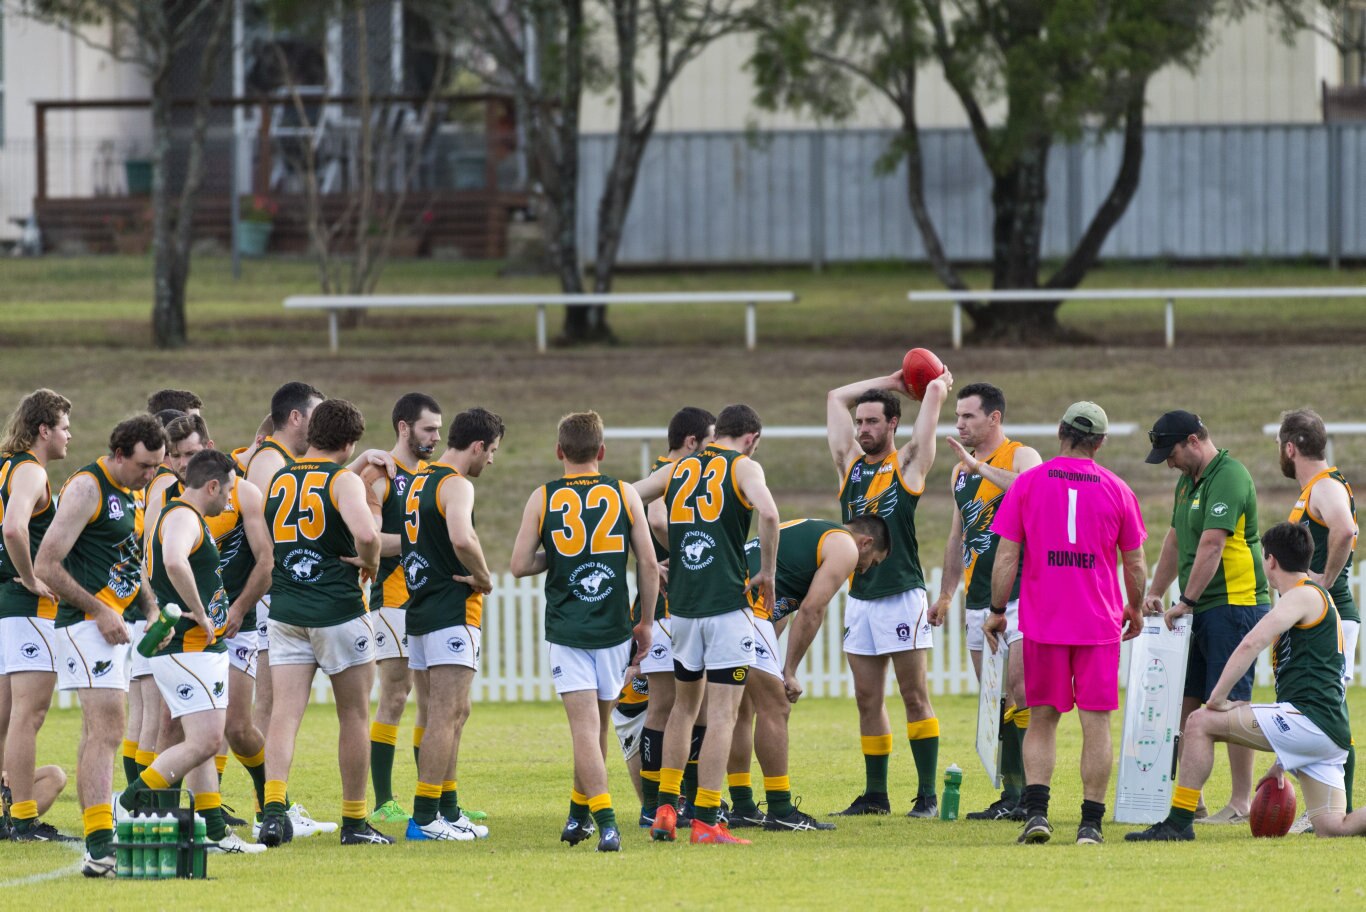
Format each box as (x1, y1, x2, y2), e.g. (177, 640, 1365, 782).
(578, 124, 1366, 265)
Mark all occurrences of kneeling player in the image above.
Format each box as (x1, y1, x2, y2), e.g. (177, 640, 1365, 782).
(511, 411, 658, 851)
(1128, 522, 1366, 841)
(119, 450, 263, 854)
(728, 516, 888, 831)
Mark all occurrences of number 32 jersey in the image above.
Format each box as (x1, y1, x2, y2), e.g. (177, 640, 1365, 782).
(540, 473, 635, 649)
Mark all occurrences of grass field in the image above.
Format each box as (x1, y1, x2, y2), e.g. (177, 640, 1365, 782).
(10, 691, 1366, 909)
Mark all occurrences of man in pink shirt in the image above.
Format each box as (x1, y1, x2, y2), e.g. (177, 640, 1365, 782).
(985, 401, 1148, 846)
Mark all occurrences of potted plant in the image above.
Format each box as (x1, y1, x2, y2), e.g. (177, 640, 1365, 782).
(105, 205, 152, 255)
(237, 195, 279, 257)
(124, 146, 153, 196)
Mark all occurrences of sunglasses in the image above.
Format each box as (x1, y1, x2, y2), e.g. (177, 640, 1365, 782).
(1147, 431, 1188, 446)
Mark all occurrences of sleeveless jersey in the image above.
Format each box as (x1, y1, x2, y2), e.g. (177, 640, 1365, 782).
(147, 501, 228, 654)
(616, 673, 649, 718)
(230, 447, 251, 475)
(1272, 580, 1351, 750)
(249, 437, 294, 477)
(0, 451, 58, 620)
(634, 455, 674, 622)
(745, 518, 850, 622)
(370, 458, 426, 610)
(1289, 468, 1359, 623)
(540, 473, 635, 649)
(840, 452, 924, 599)
(55, 458, 145, 628)
(403, 463, 482, 635)
(665, 444, 754, 619)
(205, 475, 255, 614)
(148, 466, 183, 504)
(265, 460, 365, 628)
(953, 440, 1024, 609)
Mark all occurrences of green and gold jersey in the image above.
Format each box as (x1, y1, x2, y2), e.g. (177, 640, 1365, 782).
(1272, 580, 1351, 750)
(840, 452, 923, 600)
(665, 444, 754, 619)
(634, 455, 674, 622)
(55, 458, 145, 628)
(230, 447, 252, 475)
(745, 518, 850, 622)
(204, 476, 255, 620)
(147, 500, 228, 654)
(1172, 450, 1270, 612)
(148, 466, 183, 504)
(540, 473, 635, 649)
(1289, 468, 1359, 623)
(0, 451, 58, 620)
(954, 440, 1023, 609)
(616, 673, 649, 718)
(248, 437, 294, 477)
(403, 463, 482, 635)
(370, 458, 425, 610)
(265, 460, 365, 628)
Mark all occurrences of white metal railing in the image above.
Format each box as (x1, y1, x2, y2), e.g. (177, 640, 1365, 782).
(908, 287, 1366, 350)
(283, 291, 797, 353)
(606, 423, 1138, 480)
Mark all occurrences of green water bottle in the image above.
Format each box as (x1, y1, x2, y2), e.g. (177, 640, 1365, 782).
(131, 817, 146, 879)
(137, 603, 183, 657)
(940, 764, 963, 821)
(192, 814, 207, 879)
(158, 814, 178, 879)
(115, 818, 133, 878)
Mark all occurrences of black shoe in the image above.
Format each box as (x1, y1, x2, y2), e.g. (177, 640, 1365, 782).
(595, 826, 621, 852)
(907, 794, 938, 818)
(1076, 822, 1104, 845)
(1017, 814, 1052, 844)
(966, 795, 1022, 821)
(560, 815, 596, 847)
(221, 803, 248, 827)
(676, 796, 694, 829)
(829, 793, 891, 816)
(764, 803, 837, 832)
(10, 820, 80, 843)
(727, 806, 768, 828)
(1123, 820, 1194, 842)
(637, 810, 654, 829)
(340, 822, 394, 845)
(257, 814, 291, 847)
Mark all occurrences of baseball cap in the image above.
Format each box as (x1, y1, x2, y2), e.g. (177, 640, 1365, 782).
(1061, 401, 1109, 436)
(1145, 410, 1204, 464)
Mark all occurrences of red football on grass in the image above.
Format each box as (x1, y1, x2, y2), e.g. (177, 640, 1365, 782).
(901, 348, 945, 401)
(1249, 777, 1297, 837)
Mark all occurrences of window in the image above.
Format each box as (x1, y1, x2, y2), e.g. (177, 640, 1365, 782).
(1344, 6, 1366, 86)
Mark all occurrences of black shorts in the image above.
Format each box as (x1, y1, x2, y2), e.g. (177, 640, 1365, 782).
(1185, 603, 1269, 702)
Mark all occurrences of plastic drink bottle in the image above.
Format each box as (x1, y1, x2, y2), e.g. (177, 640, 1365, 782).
(940, 764, 963, 821)
(115, 818, 133, 877)
(158, 814, 178, 879)
(137, 603, 183, 657)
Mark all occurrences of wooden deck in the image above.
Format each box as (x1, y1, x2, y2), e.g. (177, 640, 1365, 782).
(35, 190, 530, 258)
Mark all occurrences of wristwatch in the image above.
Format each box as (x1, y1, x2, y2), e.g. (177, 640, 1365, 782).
(1178, 594, 1198, 609)
(989, 604, 1007, 615)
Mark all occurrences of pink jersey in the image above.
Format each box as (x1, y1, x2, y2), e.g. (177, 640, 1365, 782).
(992, 456, 1147, 645)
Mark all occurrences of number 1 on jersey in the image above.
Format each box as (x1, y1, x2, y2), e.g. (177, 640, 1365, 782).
(1067, 487, 1078, 545)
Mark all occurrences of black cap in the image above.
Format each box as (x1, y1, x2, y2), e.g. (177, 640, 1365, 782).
(1145, 410, 1204, 464)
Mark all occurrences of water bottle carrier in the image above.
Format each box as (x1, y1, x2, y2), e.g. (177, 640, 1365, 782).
(111, 788, 209, 880)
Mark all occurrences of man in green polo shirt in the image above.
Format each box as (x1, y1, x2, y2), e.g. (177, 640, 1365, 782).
(1143, 410, 1270, 825)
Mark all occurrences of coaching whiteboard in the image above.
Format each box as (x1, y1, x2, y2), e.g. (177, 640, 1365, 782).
(975, 642, 1008, 789)
(1115, 617, 1192, 824)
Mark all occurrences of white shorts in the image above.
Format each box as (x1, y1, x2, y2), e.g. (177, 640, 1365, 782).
(127, 620, 153, 679)
(149, 652, 230, 719)
(1251, 702, 1349, 791)
(1342, 619, 1360, 684)
(56, 618, 132, 691)
(268, 615, 375, 676)
(408, 625, 481, 672)
(550, 640, 631, 700)
(0, 616, 59, 674)
(223, 627, 258, 678)
(965, 600, 1023, 651)
(373, 607, 409, 661)
(613, 706, 646, 761)
(750, 617, 783, 680)
(639, 618, 674, 675)
(671, 609, 755, 672)
(842, 588, 933, 656)
(254, 596, 271, 650)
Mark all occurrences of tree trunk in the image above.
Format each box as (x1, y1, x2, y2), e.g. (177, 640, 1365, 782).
(149, 52, 184, 348)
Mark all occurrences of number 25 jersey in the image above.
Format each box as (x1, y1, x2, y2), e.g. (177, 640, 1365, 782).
(265, 460, 364, 628)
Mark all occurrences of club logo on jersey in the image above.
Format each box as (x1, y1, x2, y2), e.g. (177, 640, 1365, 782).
(21, 642, 40, 658)
(402, 552, 430, 590)
(570, 562, 617, 603)
(741, 636, 754, 652)
(66, 657, 77, 673)
(955, 470, 969, 492)
(354, 636, 370, 653)
(895, 622, 911, 641)
(631, 677, 648, 695)
(212, 681, 225, 698)
(650, 644, 667, 659)
(284, 548, 325, 584)
(92, 659, 113, 677)
(771, 597, 798, 623)
(623, 733, 636, 750)
(850, 463, 863, 484)
(257, 621, 268, 638)
(375, 630, 387, 648)
(446, 637, 466, 654)
(754, 641, 769, 659)
(108, 495, 125, 520)
(679, 531, 717, 570)
(235, 646, 249, 662)
(177, 683, 195, 701)
(107, 532, 143, 601)
(1210, 502, 1229, 517)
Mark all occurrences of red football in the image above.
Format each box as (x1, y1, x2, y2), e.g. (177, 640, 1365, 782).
(1249, 777, 1297, 837)
(901, 348, 945, 401)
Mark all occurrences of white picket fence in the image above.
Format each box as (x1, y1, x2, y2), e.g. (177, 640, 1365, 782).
(51, 566, 1363, 709)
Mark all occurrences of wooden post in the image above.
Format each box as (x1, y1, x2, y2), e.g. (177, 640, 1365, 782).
(254, 100, 272, 195)
(483, 97, 498, 192)
(34, 102, 48, 201)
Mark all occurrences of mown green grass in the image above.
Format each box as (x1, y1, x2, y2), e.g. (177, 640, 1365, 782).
(9, 691, 1366, 909)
